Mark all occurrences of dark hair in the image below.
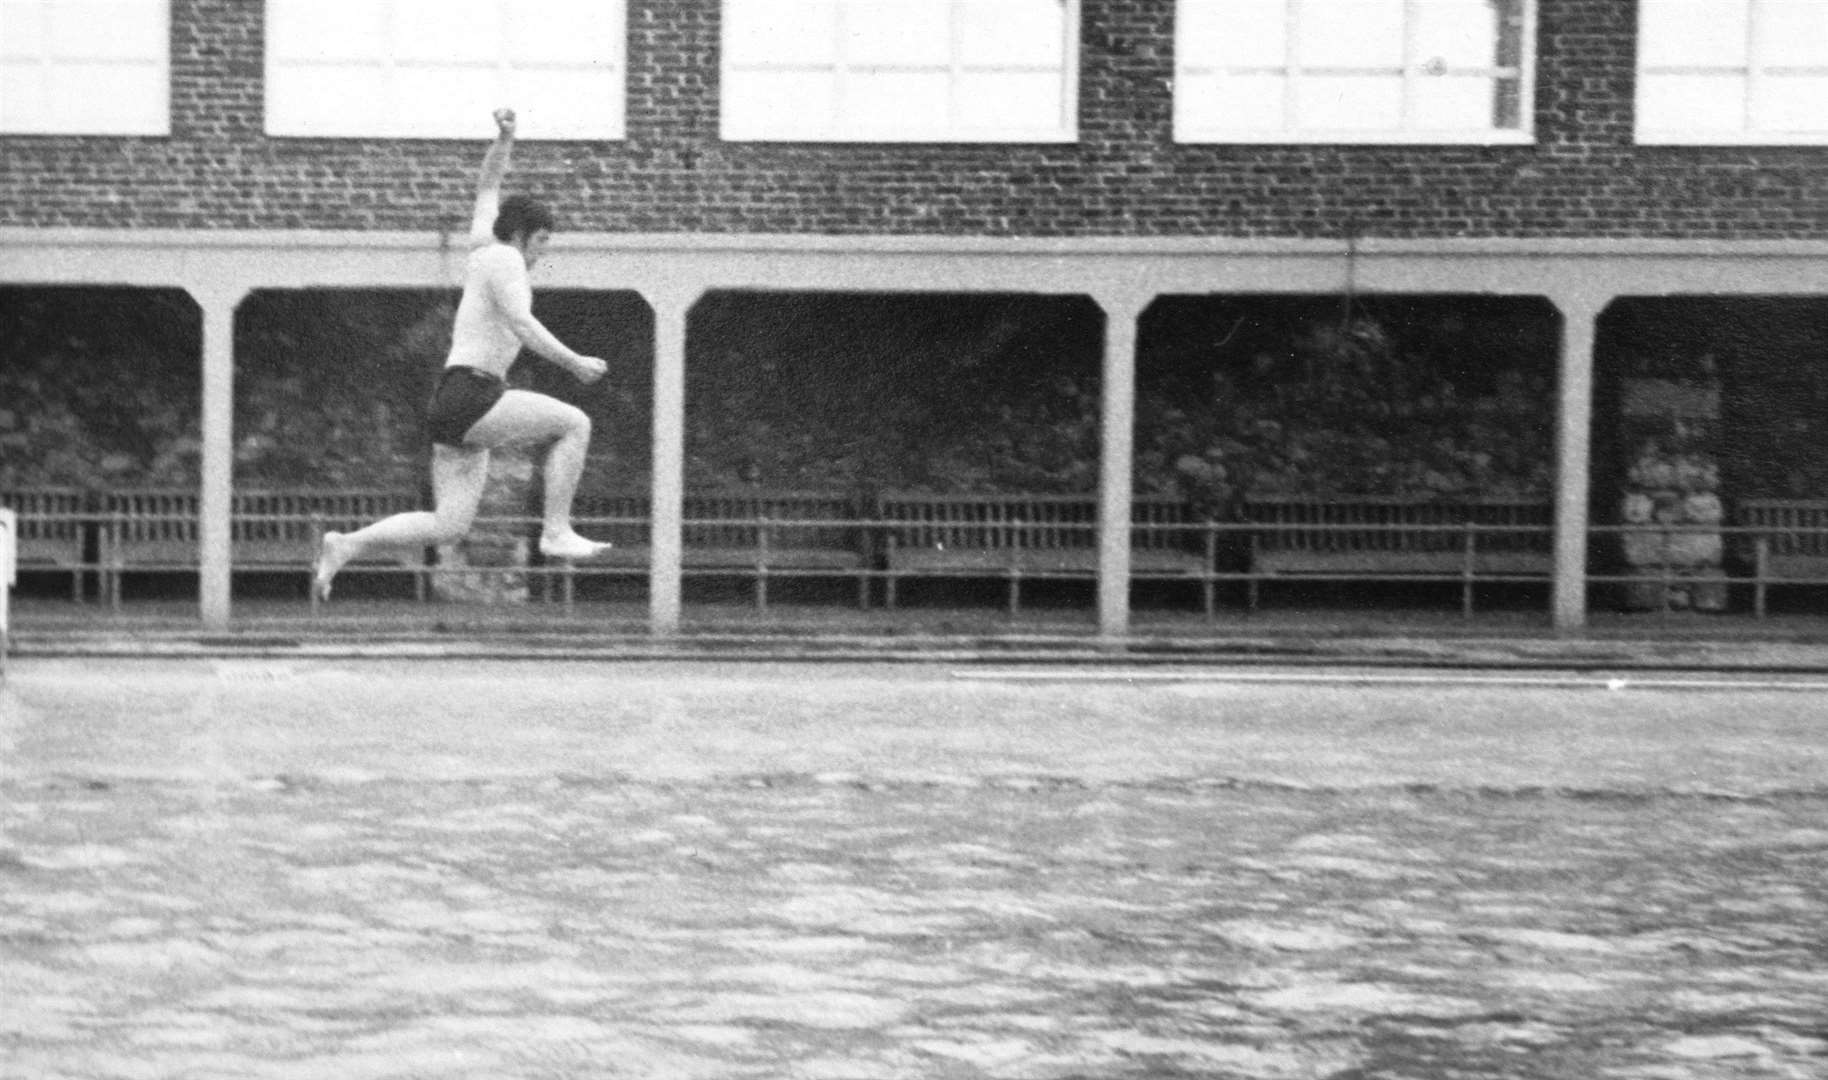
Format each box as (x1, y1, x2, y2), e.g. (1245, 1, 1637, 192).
(493, 194, 555, 242)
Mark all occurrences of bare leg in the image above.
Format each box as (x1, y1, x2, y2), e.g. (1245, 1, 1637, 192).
(540, 412, 591, 540)
(464, 389, 610, 559)
(314, 447, 489, 601)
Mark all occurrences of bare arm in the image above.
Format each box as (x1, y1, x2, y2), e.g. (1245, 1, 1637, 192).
(467, 108, 516, 247)
(486, 255, 607, 383)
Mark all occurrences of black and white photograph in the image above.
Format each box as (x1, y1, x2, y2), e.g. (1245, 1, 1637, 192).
(2, 1, 1827, 1077)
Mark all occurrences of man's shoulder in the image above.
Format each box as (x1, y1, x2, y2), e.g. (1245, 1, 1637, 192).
(469, 243, 526, 278)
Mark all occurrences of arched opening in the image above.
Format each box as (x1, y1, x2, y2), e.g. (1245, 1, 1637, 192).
(214, 288, 651, 608)
(1595, 296, 1828, 617)
(0, 286, 201, 604)
(657, 291, 1107, 615)
(1138, 294, 1561, 617)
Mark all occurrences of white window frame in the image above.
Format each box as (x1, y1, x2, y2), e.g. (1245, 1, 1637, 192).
(720, 0, 1080, 143)
(264, 0, 627, 140)
(1636, 0, 1828, 145)
(1174, 0, 1537, 144)
(0, 0, 170, 135)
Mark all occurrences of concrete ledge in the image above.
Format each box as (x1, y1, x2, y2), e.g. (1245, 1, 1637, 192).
(6, 227, 1826, 298)
(16, 621, 1828, 673)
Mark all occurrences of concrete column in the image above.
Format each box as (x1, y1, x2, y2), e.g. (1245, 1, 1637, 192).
(1553, 294, 1607, 631)
(1, 507, 15, 660)
(647, 290, 696, 635)
(195, 286, 246, 629)
(1096, 293, 1151, 640)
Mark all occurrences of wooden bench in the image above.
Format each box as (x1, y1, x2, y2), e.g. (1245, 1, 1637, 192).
(563, 490, 871, 608)
(0, 487, 93, 601)
(877, 492, 1216, 614)
(1241, 495, 1554, 617)
(1737, 499, 1828, 617)
(101, 488, 425, 607)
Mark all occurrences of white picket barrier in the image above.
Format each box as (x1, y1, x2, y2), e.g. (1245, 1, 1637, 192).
(1, 507, 15, 670)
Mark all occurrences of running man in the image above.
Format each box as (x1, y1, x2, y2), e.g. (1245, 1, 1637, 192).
(313, 107, 613, 602)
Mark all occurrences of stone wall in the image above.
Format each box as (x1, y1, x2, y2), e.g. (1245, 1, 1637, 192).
(1615, 377, 1726, 613)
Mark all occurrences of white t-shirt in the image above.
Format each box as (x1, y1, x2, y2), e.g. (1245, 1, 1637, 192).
(445, 243, 528, 377)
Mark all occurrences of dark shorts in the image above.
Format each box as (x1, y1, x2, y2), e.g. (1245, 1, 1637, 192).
(426, 365, 505, 448)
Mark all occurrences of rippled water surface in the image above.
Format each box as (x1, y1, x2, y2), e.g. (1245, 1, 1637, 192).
(5, 772, 1827, 1079)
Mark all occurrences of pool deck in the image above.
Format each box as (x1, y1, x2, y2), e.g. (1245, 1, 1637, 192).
(11, 595, 1828, 671)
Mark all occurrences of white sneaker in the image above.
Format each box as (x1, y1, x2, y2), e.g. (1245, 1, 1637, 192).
(540, 532, 614, 561)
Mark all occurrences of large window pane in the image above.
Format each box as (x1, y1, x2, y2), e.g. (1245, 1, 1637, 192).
(267, 0, 388, 62)
(847, 71, 951, 132)
(265, 0, 625, 139)
(722, 69, 835, 136)
(956, 70, 1063, 130)
(0, 0, 167, 133)
(1637, 0, 1828, 142)
(0, 2, 47, 58)
(395, 0, 498, 63)
(846, 0, 948, 67)
(1176, 0, 1532, 142)
(1299, 0, 1405, 68)
(1756, 75, 1828, 131)
(1639, 73, 1748, 132)
(48, 59, 164, 126)
(508, 1, 623, 64)
(1411, 73, 1498, 128)
(393, 66, 495, 134)
(1202, 0, 1286, 69)
(958, 0, 1068, 68)
(1639, 0, 1749, 68)
(52, 0, 162, 59)
(1298, 74, 1403, 128)
(725, 0, 838, 66)
(1759, 2, 1828, 68)
(722, 0, 1076, 141)
(267, 62, 391, 131)
(1414, 0, 1501, 69)
(0, 67, 39, 128)
(511, 68, 625, 138)
(1202, 73, 1287, 129)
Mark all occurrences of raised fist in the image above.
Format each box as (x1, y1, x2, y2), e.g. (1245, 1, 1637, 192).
(492, 108, 517, 136)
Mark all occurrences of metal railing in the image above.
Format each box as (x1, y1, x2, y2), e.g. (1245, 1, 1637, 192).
(6, 487, 1828, 622)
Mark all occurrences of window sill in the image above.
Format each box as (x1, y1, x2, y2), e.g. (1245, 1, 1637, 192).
(719, 128, 1078, 145)
(1173, 128, 1537, 146)
(0, 127, 172, 137)
(262, 130, 628, 142)
(1636, 130, 1828, 147)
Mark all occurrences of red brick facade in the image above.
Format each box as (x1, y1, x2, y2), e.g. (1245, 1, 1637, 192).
(3, 0, 1823, 237)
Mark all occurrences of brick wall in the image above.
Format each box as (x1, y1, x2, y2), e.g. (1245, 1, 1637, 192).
(2, 0, 1823, 237)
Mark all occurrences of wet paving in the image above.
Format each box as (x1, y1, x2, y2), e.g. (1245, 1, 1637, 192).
(3, 662, 1828, 1079)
